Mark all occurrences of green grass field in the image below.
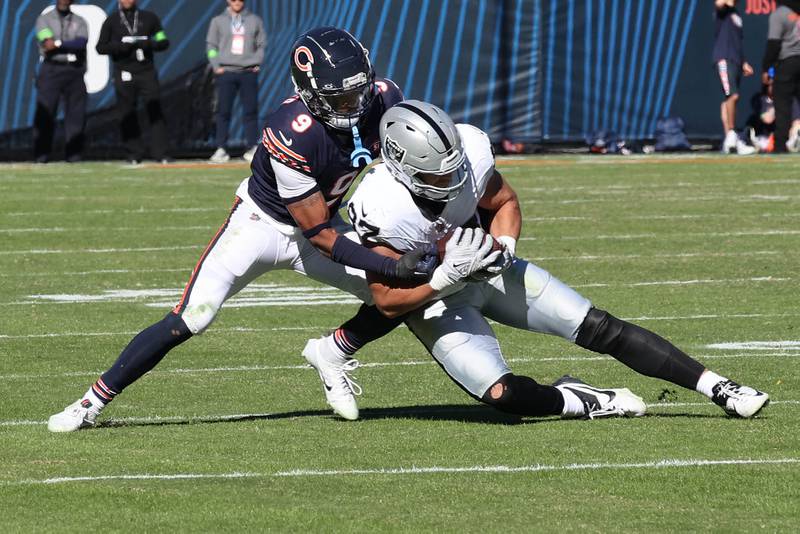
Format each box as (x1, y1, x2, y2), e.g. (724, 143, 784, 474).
(1, 155, 799, 532)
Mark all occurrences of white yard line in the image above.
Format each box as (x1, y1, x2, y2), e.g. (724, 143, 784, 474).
(523, 214, 800, 223)
(573, 277, 790, 288)
(273, 457, 800, 478)
(1, 248, 791, 261)
(1, 352, 797, 381)
(522, 194, 800, 205)
(0, 324, 323, 340)
(0, 268, 189, 278)
(532, 250, 782, 261)
(3, 207, 220, 217)
(706, 341, 800, 351)
(4, 457, 799, 486)
(0, 245, 203, 256)
(0, 225, 214, 234)
(519, 229, 800, 241)
(6, 212, 799, 230)
(2, 277, 795, 308)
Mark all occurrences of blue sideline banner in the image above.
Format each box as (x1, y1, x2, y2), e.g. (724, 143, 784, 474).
(0, 0, 779, 148)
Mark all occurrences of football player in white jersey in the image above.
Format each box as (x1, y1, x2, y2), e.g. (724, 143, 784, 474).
(307, 100, 770, 420)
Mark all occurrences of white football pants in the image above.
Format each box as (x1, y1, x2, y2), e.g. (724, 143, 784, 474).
(175, 194, 371, 334)
(405, 259, 593, 397)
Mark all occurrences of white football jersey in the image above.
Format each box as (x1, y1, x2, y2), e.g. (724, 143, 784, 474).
(348, 124, 495, 252)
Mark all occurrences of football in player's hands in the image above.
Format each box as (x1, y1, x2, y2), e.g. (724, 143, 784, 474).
(436, 228, 503, 261)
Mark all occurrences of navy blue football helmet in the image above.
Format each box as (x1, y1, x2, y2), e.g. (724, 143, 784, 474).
(290, 27, 376, 130)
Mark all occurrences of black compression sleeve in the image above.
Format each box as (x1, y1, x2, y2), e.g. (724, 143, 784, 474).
(330, 235, 398, 277)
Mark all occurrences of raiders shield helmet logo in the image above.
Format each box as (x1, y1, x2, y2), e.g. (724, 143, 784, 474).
(384, 135, 406, 164)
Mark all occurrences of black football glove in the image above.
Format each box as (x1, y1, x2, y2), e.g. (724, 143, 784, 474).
(395, 244, 439, 281)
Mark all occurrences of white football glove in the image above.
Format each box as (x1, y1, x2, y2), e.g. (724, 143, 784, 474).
(429, 227, 502, 291)
(470, 235, 516, 281)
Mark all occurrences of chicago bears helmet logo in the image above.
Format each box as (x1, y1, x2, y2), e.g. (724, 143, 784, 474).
(294, 46, 314, 72)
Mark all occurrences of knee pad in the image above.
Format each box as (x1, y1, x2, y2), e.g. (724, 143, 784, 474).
(481, 374, 563, 417)
(179, 302, 220, 334)
(575, 307, 625, 354)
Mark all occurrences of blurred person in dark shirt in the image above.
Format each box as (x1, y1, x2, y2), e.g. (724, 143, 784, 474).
(762, 0, 800, 153)
(713, 0, 756, 154)
(96, 0, 171, 164)
(747, 69, 800, 152)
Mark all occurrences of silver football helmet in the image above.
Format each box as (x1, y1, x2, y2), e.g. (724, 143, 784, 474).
(380, 100, 467, 201)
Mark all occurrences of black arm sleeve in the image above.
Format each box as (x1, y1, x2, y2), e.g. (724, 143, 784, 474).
(762, 39, 781, 72)
(95, 19, 127, 55)
(95, 19, 112, 54)
(330, 235, 399, 278)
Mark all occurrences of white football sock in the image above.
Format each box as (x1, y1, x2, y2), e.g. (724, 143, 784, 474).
(557, 387, 586, 417)
(82, 387, 108, 414)
(696, 370, 726, 398)
(325, 333, 348, 360)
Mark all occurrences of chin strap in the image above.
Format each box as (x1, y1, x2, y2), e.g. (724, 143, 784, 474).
(350, 125, 373, 167)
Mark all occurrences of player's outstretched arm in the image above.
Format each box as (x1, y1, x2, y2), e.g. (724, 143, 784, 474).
(365, 245, 440, 318)
(286, 192, 431, 280)
(367, 228, 499, 318)
(478, 170, 521, 248)
(471, 170, 522, 277)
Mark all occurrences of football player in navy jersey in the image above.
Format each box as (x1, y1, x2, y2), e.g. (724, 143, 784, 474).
(48, 27, 432, 431)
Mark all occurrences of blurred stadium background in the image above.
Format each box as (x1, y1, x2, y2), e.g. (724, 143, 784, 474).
(0, 0, 778, 159)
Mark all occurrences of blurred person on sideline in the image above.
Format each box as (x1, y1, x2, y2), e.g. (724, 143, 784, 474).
(746, 70, 800, 152)
(712, 0, 756, 154)
(762, 0, 800, 153)
(33, 0, 88, 163)
(96, 0, 171, 164)
(206, 0, 266, 163)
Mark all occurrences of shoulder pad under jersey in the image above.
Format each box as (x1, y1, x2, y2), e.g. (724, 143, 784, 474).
(262, 96, 329, 177)
(457, 123, 495, 196)
(375, 78, 404, 109)
(348, 166, 424, 252)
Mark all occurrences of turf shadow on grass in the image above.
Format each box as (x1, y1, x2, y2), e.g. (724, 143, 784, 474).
(94, 404, 543, 429)
(94, 405, 727, 430)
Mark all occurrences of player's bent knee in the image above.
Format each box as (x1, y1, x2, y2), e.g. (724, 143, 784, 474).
(480, 374, 563, 417)
(178, 303, 221, 334)
(575, 307, 624, 353)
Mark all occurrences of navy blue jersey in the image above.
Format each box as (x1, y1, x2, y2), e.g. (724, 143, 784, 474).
(247, 78, 403, 226)
(712, 6, 744, 65)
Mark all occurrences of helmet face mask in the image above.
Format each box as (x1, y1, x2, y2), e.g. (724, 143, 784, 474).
(380, 100, 468, 202)
(290, 27, 376, 130)
(414, 164, 469, 202)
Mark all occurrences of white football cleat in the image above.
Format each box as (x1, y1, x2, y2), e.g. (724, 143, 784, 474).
(712, 380, 769, 418)
(242, 145, 258, 163)
(722, 130, 738, 154)
(209, 147, 230, 163)
(786, 134, 800, 153)
(735, 139, 757, 155)
(302, 337, 361, 421)
(48, 399, 101, 432)
(554, 375, 647, 419)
